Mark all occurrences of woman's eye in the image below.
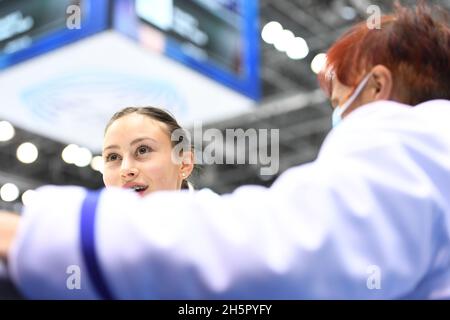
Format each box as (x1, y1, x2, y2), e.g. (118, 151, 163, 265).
(136, 145, 152, 156)
(106, 153, 120, 162)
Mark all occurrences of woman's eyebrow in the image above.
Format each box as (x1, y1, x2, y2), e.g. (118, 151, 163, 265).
(130, 137, 158, 146)
(103, 137, 158, 152)
(103, 144, 119, 152)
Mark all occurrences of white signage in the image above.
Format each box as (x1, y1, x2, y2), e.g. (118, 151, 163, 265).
(0, 30, 254, 152)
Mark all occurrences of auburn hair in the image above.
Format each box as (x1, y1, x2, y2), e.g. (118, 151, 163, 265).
(318, 1, 450, 105)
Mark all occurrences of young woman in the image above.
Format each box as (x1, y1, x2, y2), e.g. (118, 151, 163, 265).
(102, 107, 194, 196)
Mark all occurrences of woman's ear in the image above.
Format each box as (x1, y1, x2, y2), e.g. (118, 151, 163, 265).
(180, 151, 194, 178)
(369, 65, 394, 101)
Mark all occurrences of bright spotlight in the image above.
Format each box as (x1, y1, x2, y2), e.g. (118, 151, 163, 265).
(261, 21, 283, 44)
(62, 144, 79, 164)
(22, 189, 37, 206)
(311, 53, 327, 74)
(1, 183, 20, 202)
(286, 37, 309, 60)
(90, 155, 104, 173)
(273, 29, 295, 52)
(74, 147, 93, 167)
(0, 121, 15, 142)
(16, 142, 38, 164)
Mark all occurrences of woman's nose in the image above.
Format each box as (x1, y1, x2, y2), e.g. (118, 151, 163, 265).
(120, 164, 139, 180)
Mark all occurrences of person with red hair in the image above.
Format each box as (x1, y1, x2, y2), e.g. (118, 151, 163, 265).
(1, 2, 450, 299)
(319, 1, 450, 126)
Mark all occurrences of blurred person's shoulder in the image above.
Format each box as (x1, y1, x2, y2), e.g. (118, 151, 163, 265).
(0, 261, 23, 299)
(412, 99, 450, 123)
(346, 99, 450, 125)
(320, 99, 450, 158)
(335, 99, 450, 135)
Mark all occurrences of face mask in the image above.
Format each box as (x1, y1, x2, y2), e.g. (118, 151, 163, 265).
(332, 73, 372, 128)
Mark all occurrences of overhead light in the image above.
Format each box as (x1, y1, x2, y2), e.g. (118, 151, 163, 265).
(62, 144, 80, 164)
(62, 144, 93, 167)
(22, 189, 37, 206)
(263, 22, 309, 60)
(0, 183, 20, 202)
(16, 142, 38, 164)
(261, 21, 283, 44)
(74, 147, 93, 167)
(0, 121, 15, 142)
(340, 6, 357, 20)
(311, 53, 327, 74)
(286, 37, 309, 60)
(274, 29, 295, 52)
(90, 155, 104, 173)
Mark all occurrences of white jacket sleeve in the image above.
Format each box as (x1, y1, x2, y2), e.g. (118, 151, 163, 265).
(8, 101, 450, 299)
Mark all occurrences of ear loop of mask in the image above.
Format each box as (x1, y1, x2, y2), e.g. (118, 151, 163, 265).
(332, 73, 372, 128)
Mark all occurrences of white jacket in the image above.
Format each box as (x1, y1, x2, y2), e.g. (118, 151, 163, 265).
(8, 100, 450, 299)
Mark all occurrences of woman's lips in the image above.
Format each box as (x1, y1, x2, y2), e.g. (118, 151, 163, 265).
(136, 187, 148, 196)
(123, 183, 149, 195)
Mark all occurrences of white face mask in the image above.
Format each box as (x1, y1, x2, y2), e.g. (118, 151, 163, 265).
(332, 73, 372, 127)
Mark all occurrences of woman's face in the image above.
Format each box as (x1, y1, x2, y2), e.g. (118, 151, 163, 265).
(102, 113, 186, 196)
